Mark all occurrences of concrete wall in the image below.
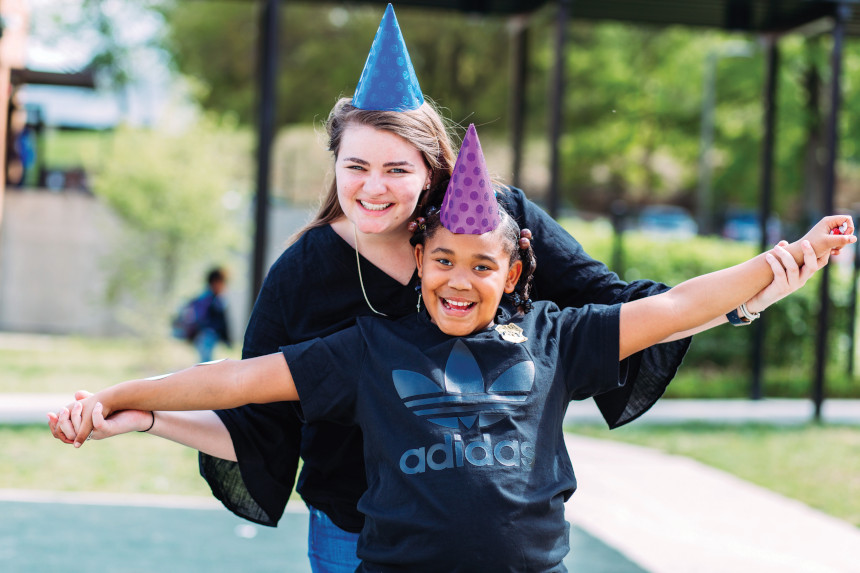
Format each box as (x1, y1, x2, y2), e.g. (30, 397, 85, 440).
(0, 189, 123, 334)
(0, 188, 313, 337)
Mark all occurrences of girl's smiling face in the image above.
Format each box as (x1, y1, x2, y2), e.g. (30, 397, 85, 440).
(336, 123, 431, 236)
(415, 226, 522, 337)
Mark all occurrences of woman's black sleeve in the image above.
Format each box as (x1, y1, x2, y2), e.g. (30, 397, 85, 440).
(198, 262, 302, 527)
(500, 188, 691, 428)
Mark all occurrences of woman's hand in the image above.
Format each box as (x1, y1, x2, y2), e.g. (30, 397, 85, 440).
(801, 215, 855, 257)
(47, 391, 152, 444)
(660, 236, 839, 343)
(745, 240, 822, 314)
(746, 214, 854, 313)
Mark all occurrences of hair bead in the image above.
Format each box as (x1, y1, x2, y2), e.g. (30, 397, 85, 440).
(408, 216, 428, 234)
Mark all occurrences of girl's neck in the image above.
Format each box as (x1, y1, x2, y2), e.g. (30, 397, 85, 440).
(428, 315, 498, 337)
(331, 217, 416, 286)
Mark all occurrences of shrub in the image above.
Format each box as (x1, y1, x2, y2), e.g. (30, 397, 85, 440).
(561, 218, 860, 398)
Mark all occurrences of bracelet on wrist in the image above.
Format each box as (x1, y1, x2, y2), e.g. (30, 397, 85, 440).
(139, 411, 155, 433)
(727, 303, 761, 326)
(739, 302, 761, 321)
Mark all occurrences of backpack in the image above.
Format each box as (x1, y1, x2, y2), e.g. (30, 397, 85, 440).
(171, 293, 213, 342)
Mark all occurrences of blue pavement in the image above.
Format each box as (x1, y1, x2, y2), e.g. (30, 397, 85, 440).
(0, 491, 644, 572)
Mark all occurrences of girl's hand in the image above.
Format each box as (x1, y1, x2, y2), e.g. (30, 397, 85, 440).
(47, 402, 80, 445)
(48, 390, 154, 445)
(745, 240, 821, 314)
(48, 393, 95, 443)
(71, 395, 109, 447)
(801, 215, 855, 257)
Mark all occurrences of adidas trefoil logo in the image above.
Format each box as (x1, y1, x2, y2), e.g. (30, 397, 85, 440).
(392, 339, 535, 430)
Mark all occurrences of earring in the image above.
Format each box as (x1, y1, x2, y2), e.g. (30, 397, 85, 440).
(415, 282, 423, 313)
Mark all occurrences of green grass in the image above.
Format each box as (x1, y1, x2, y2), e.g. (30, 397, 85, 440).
(0, 333, 236, 393)
(41, 129, 112, 171)
(0, 333, 269, 500)
(664, 365, 860, 399)
(1, 424, 212, 497)
(568, 423, 860, 528)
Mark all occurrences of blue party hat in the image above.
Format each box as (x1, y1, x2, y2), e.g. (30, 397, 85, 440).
(440, 124, 499, 235)
(352, 4, 424, 111)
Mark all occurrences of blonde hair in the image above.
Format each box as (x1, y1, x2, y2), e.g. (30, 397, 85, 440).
(293, 97, 457, 241)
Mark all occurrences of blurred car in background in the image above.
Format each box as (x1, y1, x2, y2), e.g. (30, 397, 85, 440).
(722, 208, 781, 244)
(637, 205, 698, 238)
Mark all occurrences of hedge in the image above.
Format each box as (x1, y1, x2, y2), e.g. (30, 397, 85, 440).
(560, 218, 860, 398)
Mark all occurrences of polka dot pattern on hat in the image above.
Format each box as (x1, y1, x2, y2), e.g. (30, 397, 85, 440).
(439, 124, 498, 235)
(352, 4, 424, 112)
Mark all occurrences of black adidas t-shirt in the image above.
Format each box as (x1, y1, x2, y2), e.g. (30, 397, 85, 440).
(283, 302, 623, 572)
(201, 187, 690, 531)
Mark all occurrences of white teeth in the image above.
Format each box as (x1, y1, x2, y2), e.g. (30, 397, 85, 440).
(360, 201, 391, 211)
(445, 299, 473, 309)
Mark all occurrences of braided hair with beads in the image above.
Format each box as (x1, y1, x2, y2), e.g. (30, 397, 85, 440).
(409, 203, 536, 314)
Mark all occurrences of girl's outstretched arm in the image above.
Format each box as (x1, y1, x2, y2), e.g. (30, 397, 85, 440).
(659, 239, 821, 342)
(72, 354, 296, 447)
(618, 215, 856, 360)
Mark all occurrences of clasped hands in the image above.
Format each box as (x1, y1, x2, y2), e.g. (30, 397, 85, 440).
(48, 390, 153, 446)
(747, 215, 855, 314)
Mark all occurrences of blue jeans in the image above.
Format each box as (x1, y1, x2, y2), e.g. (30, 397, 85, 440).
(307, 506, 361, 573)
(194, 328, 219, 363)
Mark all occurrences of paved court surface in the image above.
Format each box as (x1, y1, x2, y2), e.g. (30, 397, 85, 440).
(0, 491, 646, 572)
(564, 435, 860, 573)
(5, 394, 860, 571)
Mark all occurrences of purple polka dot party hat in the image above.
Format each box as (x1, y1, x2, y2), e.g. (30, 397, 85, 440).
(352, 4, 424, 112)
(440, 124, 499, 235)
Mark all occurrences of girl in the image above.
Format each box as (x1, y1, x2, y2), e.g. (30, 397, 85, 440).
(50, 7, 822, 571)
(66, 126, 854, 573)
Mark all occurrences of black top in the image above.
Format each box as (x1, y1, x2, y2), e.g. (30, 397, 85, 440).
(284, 302, 623, 572)
(199, 187, 690, 529)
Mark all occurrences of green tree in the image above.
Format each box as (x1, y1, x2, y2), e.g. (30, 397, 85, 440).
(159, 4, 860, 223)
(30, 0, 167, 106)
(160, 3, 513, 129)
(91, 116, 251, 336)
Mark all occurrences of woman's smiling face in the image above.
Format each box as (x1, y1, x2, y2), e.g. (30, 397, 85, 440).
(336, 123, 431, 237)
(415, 226, 522, 337)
